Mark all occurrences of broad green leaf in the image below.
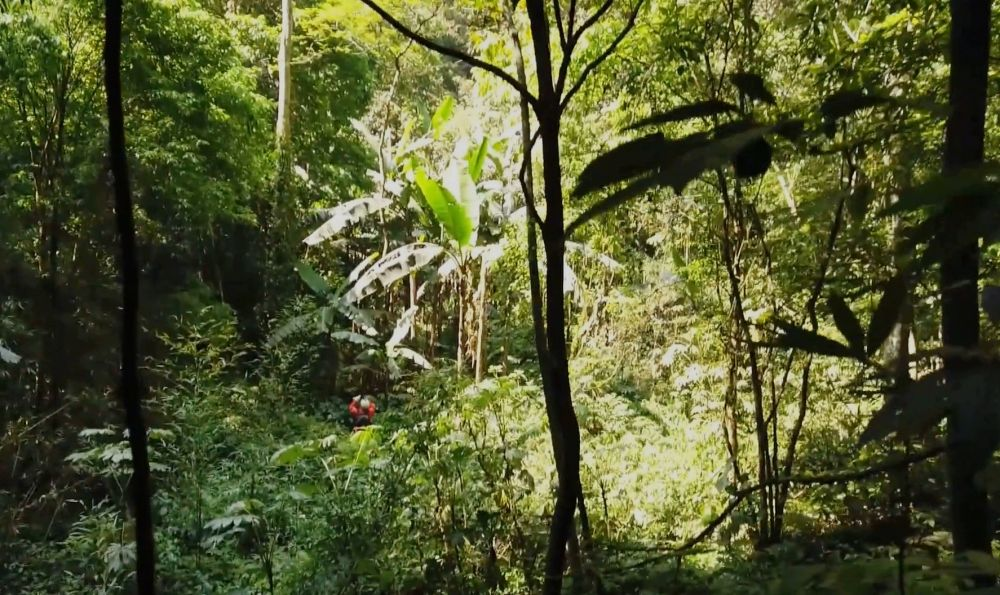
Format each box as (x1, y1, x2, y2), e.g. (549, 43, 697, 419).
(468, 137, 489, 182)
(624, 100, 738, 131)
(568, 125, 771, 235)
(730, 73, 776, 104)
(266, 313, 315, 348)
(772, 320, 857, 358)
(431, 96, 455, 139)
(304, 196, 392, 246)
(827, 294, 865, 358)
(865, 274, 907, 357)
(271, 443, 314, 466)
(295, 261, 331, 295)
(416, 169, 473, 247)
(442, 162, 480, 246)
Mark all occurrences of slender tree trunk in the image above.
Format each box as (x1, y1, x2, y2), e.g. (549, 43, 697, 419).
(474, 259, 489, 383)
(457, 267, 465, 373)
(104, 0, 156, 588)
(942, 0, 993, 575)
(276, 0, 293, 149)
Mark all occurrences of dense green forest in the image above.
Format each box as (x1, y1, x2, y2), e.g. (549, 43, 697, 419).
(3, 0, 1000, 592)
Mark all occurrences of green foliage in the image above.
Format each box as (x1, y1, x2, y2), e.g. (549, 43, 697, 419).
(7, 0, 1000, 592)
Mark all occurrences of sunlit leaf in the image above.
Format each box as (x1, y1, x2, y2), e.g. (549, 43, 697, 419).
(1, 343, 22, 364)
(416, 169, 473, 247)
(271, 443, 314, 466)
(347, 243, 443, 303)
(431, 96, 454, 139)
(304, 196, 393, 246)
(395, 346, 432, 369)
(442, 162, 480, 246)
(387, 306, 418, 352)
(468, 136, 489, 182)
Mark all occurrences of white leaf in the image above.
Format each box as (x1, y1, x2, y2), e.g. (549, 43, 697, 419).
(304, 196, 392, 246)
(563, 263, 577, 294)
(387, 306, 418, 352)
(566, 241, 622, 270)
(347, 243, 443, 303)
(330, 331, 379, 347)
(0, 343, 21, 364)
(395, 347, 432, 369)
(416, 256, 461, 300)
(348, 252, 380, 284)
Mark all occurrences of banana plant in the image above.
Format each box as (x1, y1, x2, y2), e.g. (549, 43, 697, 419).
(267, 259, 380, 350)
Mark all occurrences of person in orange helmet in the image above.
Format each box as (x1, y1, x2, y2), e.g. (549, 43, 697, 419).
(348, 395, 376, 429)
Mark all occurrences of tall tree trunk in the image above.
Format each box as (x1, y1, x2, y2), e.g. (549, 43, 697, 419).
(276, 0, 293, 150)
(104, 0, 156, 588)
(474, 259, 489, 383)
(942, 0, 993, 574)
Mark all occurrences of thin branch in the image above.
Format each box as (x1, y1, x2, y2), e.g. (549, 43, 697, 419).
(567, 0, 579, 39)
(518, 127, 545, 226)
(571, 0, 615, 46)
(104, 0, 156, 590)
(357, 0, 537, 106)
(553, 0, 567, 50)
(559, 0, 644, 112)
(613, 445, 945, 573)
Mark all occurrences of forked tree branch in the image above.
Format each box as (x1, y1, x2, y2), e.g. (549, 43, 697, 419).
(571, 0, 615, 46)
(553, 0, 567, 50)
(559, 0, 644, 112)
(357, 0, 538, 106)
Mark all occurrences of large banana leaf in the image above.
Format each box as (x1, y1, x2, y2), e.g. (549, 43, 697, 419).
(304, 196, 393, 246)
(443, 162, 480, 247)
(415, 169, 475, 247)
(294, 261, 331, 295)
(346, 243, 444, 303)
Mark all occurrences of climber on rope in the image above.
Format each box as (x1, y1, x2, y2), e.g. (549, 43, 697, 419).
(348, 395, 376, 430)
